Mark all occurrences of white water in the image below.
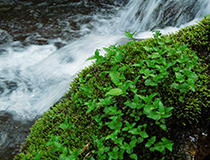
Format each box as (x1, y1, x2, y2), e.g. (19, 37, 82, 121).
(0, 0, 209, 121)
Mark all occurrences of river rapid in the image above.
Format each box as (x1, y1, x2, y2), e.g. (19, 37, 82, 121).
(0, 0, 209, 159)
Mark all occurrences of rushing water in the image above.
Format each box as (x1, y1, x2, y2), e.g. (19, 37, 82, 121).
(0, 0, 209, 159)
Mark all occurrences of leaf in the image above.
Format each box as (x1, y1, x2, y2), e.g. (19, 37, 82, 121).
(103, 47, 115, 55)
(189, 72, 198, 79)
(129, 128, 139, 135)
(175, 72, 185, 83)
(146, 136, 156, 148)
(122, 127, 129, 131)
(205, 14, 210, 18)
(59, 123, 69, 130)
(114, 137, 124, 145)
(108, 120, 122, 130)
(125, 30, 136, 39)
(108, 151, 118, 159)
(109, 72, 122, 86)
(145, 79, 158, 86)
(179, 44, 188, 52)
(160, 124, 167, 131)
(35, 151, 42, 160)
(158, 101, 165, 114)
(170, 83, 179, 89)
(140, 131, 149, 138)
(130, 139, 138, 147)
(153, 142, 165, 153)
(124, 100, 136, 109)
(148, 111, 161, 120)
(143, 46, 153, 52)
(151, 52, 161, 59)
(130, 153, 138, 160)
(161, 137, 174, 152)
(106, 88, 123, 96)
(157, 41, 165, 46)
(132, 60, 144, 67)
(86, 49, 100, 61)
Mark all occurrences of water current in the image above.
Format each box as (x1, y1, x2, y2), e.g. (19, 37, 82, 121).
(0, 0, 209, 159)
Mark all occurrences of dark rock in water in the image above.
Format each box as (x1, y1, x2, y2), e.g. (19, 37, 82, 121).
(5, 81, 18, 91)
(0, 111, 37, 160)
(0, 29, 13, 44)
(0, 0, 16, 12)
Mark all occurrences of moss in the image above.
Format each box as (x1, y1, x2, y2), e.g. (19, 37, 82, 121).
(15, 16, 210, 160)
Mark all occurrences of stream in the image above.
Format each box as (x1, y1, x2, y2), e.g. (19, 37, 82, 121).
(0, 0, 209, 159)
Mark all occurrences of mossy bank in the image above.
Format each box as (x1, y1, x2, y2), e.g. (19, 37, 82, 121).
(15, 15, 210, 160)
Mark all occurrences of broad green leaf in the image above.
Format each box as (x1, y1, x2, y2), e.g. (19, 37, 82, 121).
(145, 59, 155, 68)
(108, 120, 122, 130)
(159, 101, 165, 114)
(106, 88, 123, 96)
(59, 123, 68, 130)
(124, 100, 136, 109)
(148, 111, 161, 120)
(35, 151, 42, 160)
(86, 49, 100, 61)
(118, 149, 125, 159)
(134, 75, 141, 84)
(114, 137, 124, 145)
(157, 41, 165, 46)
(132, 60, 144, 67)
(130, 139, 138, 147)
(161, 137, 174, 152)
(128, 128, 139, 135)
(108, 151, 118, 159)
(160, 124, 167, 131)
(144, 46, 153, 52)
(151, 52, 161, 59)
(170, 83, 179, 89)
(146, 136, 156, 148)
(189, 72, 198, 79)
(103, 47, 115, 55)
(121, 142, 131, 150)
(125, 30, 136, 38)
(143, 105, 152, 114)
(140, 131, 149, 138)
(153, 142, 165, 153)
(145, 79, 158, 86)
(109, 72, 122, 86)
(113, 146, 119, 153)
(130, 153, 138, 160)
(179, 44, 188, 52)
(122, 127, 129, 131)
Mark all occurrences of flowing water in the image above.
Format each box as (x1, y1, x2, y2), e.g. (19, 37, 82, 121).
(0, 0, 209, 159)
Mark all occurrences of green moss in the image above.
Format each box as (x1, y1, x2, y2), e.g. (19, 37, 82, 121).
(15, 16, 210, 160)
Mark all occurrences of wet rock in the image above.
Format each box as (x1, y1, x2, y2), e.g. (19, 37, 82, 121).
(0, 29, 13, 44)
(0, 111, 36, 160)
(0, 0, 16, 12)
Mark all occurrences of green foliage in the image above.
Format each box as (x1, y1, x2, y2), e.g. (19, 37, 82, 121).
(15, 16, 210, 160)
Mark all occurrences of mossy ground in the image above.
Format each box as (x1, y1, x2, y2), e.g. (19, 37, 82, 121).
(15, 16, 210, 160)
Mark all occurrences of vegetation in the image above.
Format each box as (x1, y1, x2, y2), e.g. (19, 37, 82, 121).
(15, 15, 210, 160)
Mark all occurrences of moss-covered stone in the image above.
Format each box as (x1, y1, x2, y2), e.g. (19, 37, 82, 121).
(15, 15, 210, 160)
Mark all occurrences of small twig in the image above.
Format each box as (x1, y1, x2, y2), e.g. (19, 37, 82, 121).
(83, 151, 92, 160)
(79, 142, 91, 155)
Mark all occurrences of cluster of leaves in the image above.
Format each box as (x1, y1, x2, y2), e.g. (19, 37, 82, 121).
(81, 30, 201, 160)
(15, 15, 210, 160)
